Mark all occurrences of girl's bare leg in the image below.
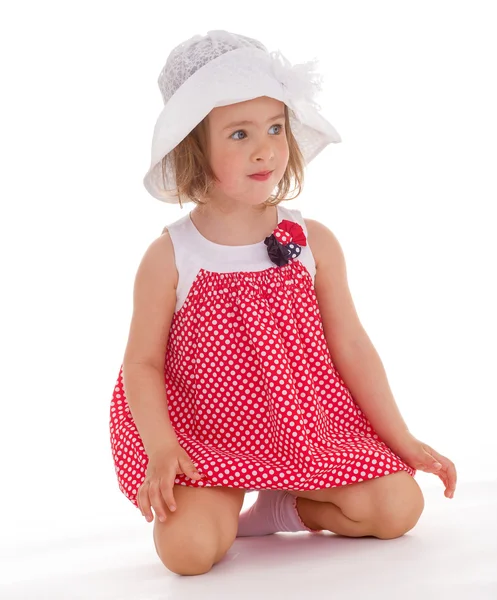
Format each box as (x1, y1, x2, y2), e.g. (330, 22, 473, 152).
(153, 485, 245, 576)
(288, 471, 425, 539)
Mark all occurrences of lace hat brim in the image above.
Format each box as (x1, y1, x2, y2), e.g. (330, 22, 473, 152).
(143, 46, 341, 203)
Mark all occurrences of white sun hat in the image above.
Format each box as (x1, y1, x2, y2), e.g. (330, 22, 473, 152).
(143, 30, 342, 203)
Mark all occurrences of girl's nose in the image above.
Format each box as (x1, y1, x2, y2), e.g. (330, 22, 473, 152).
(252, 141, 275, 163)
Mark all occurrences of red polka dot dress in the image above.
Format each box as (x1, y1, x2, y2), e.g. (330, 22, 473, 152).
(110, 205, 416, 508)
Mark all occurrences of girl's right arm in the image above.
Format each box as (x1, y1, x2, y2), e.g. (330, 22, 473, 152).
(122, 231, 179, 456)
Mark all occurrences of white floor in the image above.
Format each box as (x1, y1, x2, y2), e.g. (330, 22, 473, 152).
(1, 480, 496, 600)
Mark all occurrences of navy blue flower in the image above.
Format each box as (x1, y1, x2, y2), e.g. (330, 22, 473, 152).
(264, 219, 306, 267)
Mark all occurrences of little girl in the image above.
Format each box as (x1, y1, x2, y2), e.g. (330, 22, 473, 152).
(109, 30, 457, 576)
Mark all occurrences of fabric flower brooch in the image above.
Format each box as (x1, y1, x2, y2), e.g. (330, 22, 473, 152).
(264, 219, 307, 267)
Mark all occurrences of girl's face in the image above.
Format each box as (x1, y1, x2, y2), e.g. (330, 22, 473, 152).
(205, 96, 289, 207)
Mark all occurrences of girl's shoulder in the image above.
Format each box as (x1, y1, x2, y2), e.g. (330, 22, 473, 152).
(142, 230, 179, 289)
(301, 216, 343, 273)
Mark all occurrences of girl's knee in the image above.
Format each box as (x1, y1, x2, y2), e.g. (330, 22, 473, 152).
(369, 473, 425, 538)
(154, 518, 218, 575)
(152, 485, 243, 575)
(162, 549, 216, 576)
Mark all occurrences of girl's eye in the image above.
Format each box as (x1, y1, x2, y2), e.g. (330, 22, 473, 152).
(231, 130, 246, 141)
(269, 124, 283, 135)
(230, 124, 284, 141)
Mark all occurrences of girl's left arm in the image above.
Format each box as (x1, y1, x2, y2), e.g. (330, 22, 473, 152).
(305, 218, 408, 445)
(305, 218, 457, 498)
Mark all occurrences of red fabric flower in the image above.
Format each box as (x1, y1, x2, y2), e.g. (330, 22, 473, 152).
(277, 220, 307, 246)
(264, 220, 307, 267)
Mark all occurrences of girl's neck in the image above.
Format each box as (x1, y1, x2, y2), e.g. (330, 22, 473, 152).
(190, 203, 279, 247)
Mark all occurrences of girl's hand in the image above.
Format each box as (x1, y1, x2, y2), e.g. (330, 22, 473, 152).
(389, 431, 457, 499)
(136, 441, 204, 523)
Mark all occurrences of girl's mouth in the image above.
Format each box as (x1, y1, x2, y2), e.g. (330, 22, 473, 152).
(248, 171, 273, 181)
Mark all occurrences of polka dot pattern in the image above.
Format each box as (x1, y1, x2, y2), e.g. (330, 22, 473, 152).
(287, 242, 301, 260)
(273, 227, 292, 245)
(109, 259, 415, 508)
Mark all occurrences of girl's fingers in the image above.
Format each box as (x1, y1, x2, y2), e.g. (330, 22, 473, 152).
(160, 476, 177, 513)
(148, 480, 169, 522)
(437, 470, 452, 498)
(446, 461, 457, 496)
(426, 445, 457, 497)
(179, 457, 203, 482)
(137, 483, 153, 522)
(439, 470, 449, 491)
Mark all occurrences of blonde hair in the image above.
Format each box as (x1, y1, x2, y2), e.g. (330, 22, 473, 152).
(161, 105, 305, 208)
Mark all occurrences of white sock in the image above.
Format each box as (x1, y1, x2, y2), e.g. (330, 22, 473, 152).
(236, 490, 323, 537)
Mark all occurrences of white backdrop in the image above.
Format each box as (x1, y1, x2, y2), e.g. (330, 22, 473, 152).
(1, 0, 495, 551)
